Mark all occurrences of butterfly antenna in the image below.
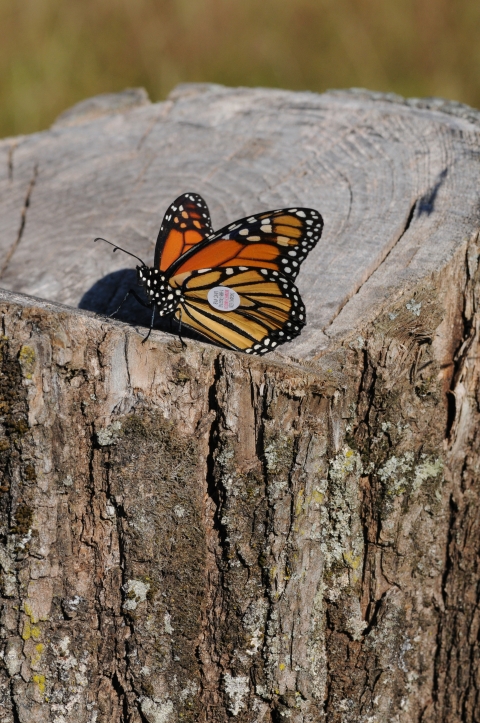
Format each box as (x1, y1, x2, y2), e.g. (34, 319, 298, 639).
(94, 237, 146, 266)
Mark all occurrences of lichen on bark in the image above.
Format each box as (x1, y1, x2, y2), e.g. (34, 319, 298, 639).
(0, 234, 479, 722)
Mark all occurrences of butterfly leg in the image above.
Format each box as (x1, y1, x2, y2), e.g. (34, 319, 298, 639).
(108, 289, 151, 318)
(141, 306, 156, 344)
(177, 307, 187, 350)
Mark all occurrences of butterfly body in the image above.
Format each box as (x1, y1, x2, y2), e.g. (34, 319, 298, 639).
(99, 192, 323, 354)
(137, 267, 183, 316)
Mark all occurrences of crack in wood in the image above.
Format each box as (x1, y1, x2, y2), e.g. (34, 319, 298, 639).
(198, 353, 229, 719)
(0, 163, 38, 280)
(323, 197, 419, 337)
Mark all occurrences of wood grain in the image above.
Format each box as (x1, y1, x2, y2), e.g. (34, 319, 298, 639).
(1, 86, 480, 723)
(2, 84, 480, 359)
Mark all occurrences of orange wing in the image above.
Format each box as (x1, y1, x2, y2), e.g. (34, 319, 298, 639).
(166, 207, 323, 281)
(169, 266, 305, 354)
(154, 193, 213, 272)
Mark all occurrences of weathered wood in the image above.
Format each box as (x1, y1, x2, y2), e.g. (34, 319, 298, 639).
(0, 84, 479, 723)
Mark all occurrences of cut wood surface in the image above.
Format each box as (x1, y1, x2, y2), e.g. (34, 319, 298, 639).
(2, 83, 480, 358)
(0, 84, 479, 723)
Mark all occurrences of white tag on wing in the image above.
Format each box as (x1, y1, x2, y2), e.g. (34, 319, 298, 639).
(207, 286, 241, 312)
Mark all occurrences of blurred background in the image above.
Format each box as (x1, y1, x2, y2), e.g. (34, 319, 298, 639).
(1, 0, 479, 139)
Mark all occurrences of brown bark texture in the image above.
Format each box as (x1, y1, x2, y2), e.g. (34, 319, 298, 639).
(0, 84, 479, 723)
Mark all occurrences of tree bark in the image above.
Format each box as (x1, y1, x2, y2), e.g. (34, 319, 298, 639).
(0, 84, 479, 722)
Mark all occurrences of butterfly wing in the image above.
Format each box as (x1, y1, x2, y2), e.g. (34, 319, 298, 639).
(154, 192, 213, 272)
(169, 266, 305, 354)
(166, 207, 323, 281)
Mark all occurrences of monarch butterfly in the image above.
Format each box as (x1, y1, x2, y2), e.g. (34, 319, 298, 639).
(95, 193, 323, 354)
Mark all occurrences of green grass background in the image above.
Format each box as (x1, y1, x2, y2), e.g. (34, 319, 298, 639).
(1, 0, 479, 139)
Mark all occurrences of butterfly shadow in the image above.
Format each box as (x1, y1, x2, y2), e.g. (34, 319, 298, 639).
(78, 268, 205, 344)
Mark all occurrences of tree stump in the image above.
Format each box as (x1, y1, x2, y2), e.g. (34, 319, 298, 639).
(0, 84, 479, 723)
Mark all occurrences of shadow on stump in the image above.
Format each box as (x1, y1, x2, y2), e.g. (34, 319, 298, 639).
(78, 268, 206, 345)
